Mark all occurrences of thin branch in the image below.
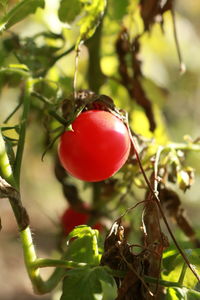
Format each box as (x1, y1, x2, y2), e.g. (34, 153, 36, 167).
(171, 3, 186, 74)
(119, 200, 148, 219)
(4, 101, 22, 123)
(73, 44, 82, 99)
(53, 45, 75, 62)
(154, 146, 163, 193)
(151, 148, 165, 295)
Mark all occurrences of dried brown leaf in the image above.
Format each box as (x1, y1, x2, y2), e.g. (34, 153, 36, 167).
(116, 29, 156, 132)
(159, 187, 200, 247)
(140, 0, 173, 31)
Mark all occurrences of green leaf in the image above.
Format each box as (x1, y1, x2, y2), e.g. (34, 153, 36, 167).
(77, 0, 107, 47)
(64, 225, 101, 265)
(61, 266, 116, 300)
(162, 249, 180, 276)
(162, 249, 200, 289)
(109, 0, 129, 20)
(58, 0, 107, 47)
(166, 287, 200, 300)
(187, 289, 200, 299)
(3, 33, 64, 77)
(0, 0, 45, 33)
(0, 65, 30, 89)
(58, 0, 82, 23)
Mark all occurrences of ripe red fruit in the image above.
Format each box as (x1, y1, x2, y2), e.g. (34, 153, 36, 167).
(61, 207, 103, 235)
(58, 110, 130, 182)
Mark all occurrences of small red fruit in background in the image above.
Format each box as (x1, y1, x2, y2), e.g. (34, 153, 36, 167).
(61, 207, 103, 235)
(58, 110, 131, 182)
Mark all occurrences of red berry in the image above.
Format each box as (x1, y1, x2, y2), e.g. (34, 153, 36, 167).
(61, 206, 103, 235)
(58, 110, 130, 182)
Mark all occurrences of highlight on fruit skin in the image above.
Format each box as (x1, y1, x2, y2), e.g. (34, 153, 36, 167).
(58, 110, 131, 182)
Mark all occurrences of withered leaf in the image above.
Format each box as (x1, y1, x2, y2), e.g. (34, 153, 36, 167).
(140, 0, 173, 31)
(159, 187, 200, 247)
(116, 29, 156, 132)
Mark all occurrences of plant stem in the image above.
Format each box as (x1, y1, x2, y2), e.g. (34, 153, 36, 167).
(20, 228, 69, 294)
(171, 2, 185, 74)
(0, 131, 16, 186)
(20, 228, 44, 294)
(178, 263, 187, 285)
(0, 88, 68, 293)
(54, 45, 75, 62)
(31, 258, 87, 269)
(86, 23, 105, 93)
(107, 268, 183, 288)
(3, 101, 22, 123)
(13, 79, 32, 188)
(166, 143, 200, 152)
(144, 275, 182, 288)
(0, 67, 29, 77)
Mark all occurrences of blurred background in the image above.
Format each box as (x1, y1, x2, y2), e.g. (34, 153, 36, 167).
(0, 0, 200, 299)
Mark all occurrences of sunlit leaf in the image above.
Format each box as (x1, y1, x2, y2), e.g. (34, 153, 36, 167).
(131, 103, 169, 144)
(64, 225, 101, 265)
(0, 0, 45, 32)
(58, 0, 107, 48)
(166, 287, 200, 300)
(162, 248, 200, 289)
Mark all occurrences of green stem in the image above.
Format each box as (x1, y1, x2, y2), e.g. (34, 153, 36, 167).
(178, 263, 187, 285)
(4, 101, 22, 123)
(13, 79, 32, 188)
(86, 23, 105, 93)
(54, 45, 75, 62)
(31, 258, 87, 269)
(144, 275, 182, 288)
(20, 228, 44, 294)
(31, 91, 67, 126)
(0, 131, 16, 187)
(20, 228, 68, 294)
(166, 143, 200, 152)
(1, 118, 66, 293)
(0, 67, 29, 77)
(48, 110, 67, 126)
(106, 267, 183, 288)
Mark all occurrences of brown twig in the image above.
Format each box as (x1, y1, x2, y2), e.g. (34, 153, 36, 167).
(119, 200, 148, 219)
(171, 2, 186, 74)
(0, 176, 29, 231)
